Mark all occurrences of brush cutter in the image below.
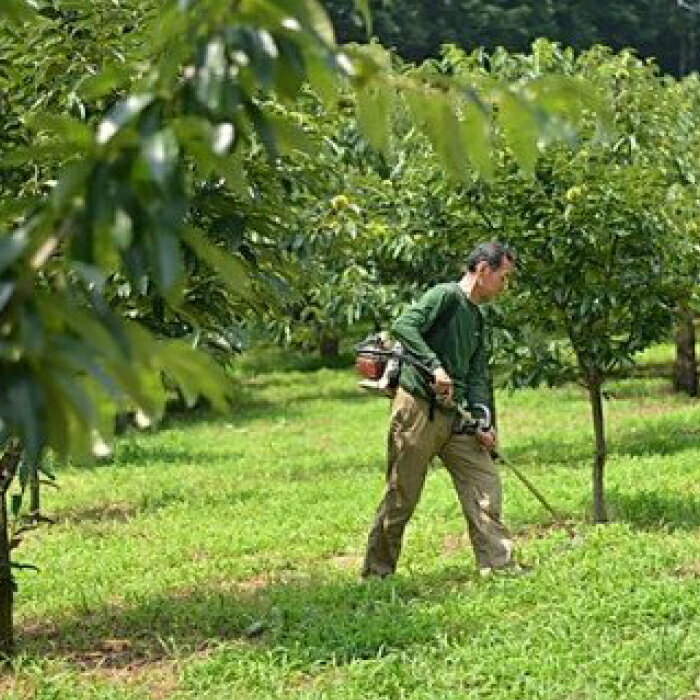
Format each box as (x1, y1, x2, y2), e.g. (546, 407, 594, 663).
(356, 336, 576, 538)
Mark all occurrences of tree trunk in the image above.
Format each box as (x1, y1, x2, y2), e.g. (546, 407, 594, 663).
(318, 332, 339, 359)
(588, 379, 608, 524)
(29, 461, 40, 522)
(673, 310, 698, 397)
(0, 442, 21, 659)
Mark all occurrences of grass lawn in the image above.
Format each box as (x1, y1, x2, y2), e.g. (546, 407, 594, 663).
(3, 347, 700, 699)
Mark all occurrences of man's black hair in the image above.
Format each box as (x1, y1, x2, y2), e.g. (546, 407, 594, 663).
(464, 242, 515, 273)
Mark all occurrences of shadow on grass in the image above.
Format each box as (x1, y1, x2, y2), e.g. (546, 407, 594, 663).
(234, 350, 355, 377)
(608, 489, 700, 531)
(153, 383, 371, 432)
(611, 418, 700, 459)
(18, 572, 475, 670)
(505, 413, 700, 469)
(55, 487, 261, 525)
(501, 443, 590, 468)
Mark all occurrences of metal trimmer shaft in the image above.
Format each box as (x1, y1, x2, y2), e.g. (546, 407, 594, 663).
(493, 451, 577, 539)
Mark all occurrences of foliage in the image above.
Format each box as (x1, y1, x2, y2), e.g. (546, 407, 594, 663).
(0, 0, 155, 211)
(324, 0, 700, 77)
(441, 42, 700, 520)
(0, 1, 603, 471)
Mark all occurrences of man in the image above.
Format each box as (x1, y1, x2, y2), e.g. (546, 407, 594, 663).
(361, 242, 518, 579)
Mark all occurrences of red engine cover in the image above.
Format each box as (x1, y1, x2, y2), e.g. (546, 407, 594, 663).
(355, 355, 386, 381)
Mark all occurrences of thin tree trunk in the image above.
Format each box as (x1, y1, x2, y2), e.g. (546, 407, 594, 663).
(0, 441, 21, 659)
(673, 310, 698, 397)
(318, 331, 339, 359)
(588, 379, 608, 523)
(29, 463, 40, 522)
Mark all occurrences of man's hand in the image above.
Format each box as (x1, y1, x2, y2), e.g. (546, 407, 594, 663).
(432, 366, 453, 402)
(475, 428, 497, 452)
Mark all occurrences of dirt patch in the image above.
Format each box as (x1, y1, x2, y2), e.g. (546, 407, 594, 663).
(610, 403, 675, 417)
(87, 657, 184, 699)
(672, 560, 700, 579)
(442, 534, 468, 554)
(0, 674, 34, 700)
(515, 521, 577, 540)
(328, 554, 362, 570)
(0, 652, 195, 700)
(58, 502, 137, 524)
(235, 574, 271, 592)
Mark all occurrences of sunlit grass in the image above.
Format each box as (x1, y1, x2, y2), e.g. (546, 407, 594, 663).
(3, 346, 700, 699)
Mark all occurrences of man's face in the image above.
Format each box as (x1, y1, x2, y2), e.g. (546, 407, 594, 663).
(477, 257, 514, 302)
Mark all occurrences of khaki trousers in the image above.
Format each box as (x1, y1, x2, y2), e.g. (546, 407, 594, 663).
(362, 388, 513, 577)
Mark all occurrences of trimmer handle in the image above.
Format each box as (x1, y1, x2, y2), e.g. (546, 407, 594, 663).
(473, 403, 492, 432)
(454, 402, 492, 435)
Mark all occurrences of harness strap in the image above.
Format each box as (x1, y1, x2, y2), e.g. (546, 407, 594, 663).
(428, 392, 436, 421)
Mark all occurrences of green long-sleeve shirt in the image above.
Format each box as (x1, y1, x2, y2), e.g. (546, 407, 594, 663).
(391, 282, 491, 414)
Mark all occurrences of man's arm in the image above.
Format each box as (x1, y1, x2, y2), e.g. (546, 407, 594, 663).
(391, 285, 452, 372)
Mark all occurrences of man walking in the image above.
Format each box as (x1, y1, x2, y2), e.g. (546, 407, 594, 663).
(362, 242, 518, 578)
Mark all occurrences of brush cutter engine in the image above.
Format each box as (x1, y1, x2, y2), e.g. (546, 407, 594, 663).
(355, 332, 403, 397)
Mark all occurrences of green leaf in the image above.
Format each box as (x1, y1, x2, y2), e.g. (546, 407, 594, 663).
(268, 114, 316, 155)
(0, 197, 40, 224)
(354, 0, 372, 36)
(78, 64, 132, 101)
(181, 226, 252, 299)
(154, 339, 231, 413)
(142, 129, 180, 186)
(194, 36, 227, 113)
(6, 374, 44, 467)
(292, 0, 336, 45)
(0, 230, 29, 274)
(147, 226, 184, 299)
(0, 143, 78, 168)
(306, 54, 339, 107)
(275, 37, 306, 100)
(10, 494, 23, 519)
(97, 94, 154, 145)
(245, 101, 278, 162)
(459, 98, 494, 180)
(217, 149, 250, 200)
(433, 97, 469, 182)
(51, 373, 98, 430)
(24, 113, 93, 150)
(528, 75, 613, 144)
(499, 92, 540, 175)
(356, 78, 393, 156)
(405, 88, 468, 181)
(51, 159, 93, 211)
(0, 283, 15, 314)
(0, 0, 37, 22)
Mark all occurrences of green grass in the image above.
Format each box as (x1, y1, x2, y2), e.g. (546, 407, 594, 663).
(3, 347, 700, 699)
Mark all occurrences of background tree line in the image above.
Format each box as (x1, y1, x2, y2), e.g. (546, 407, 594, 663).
(325, 0, 700, 78)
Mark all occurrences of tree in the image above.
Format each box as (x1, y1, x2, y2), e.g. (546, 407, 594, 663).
(0, 0, 605, 656)
(443, 42, 700, 522)
(0, 0, 366, 656)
